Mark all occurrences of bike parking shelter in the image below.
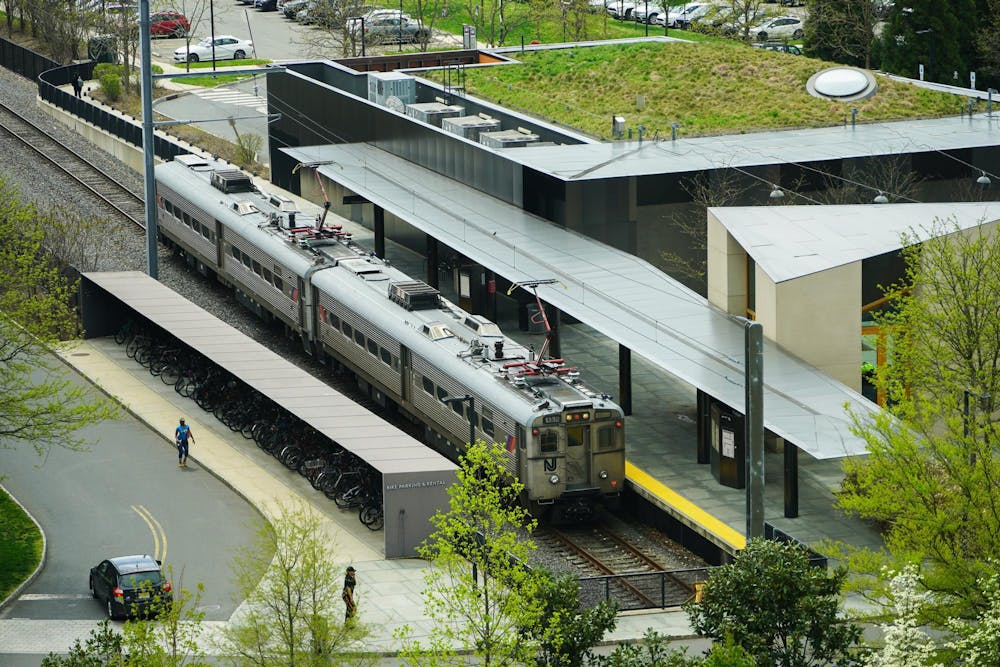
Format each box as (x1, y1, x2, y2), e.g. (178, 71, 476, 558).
(79, 271, 457, 558)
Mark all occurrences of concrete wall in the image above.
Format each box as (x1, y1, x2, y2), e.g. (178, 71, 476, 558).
(772, 263, 861, 390)
(706, 211, 747, 315)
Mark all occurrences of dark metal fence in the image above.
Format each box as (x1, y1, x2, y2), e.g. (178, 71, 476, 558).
(1, 34, 190, 162)
(579, 566, 711, 612)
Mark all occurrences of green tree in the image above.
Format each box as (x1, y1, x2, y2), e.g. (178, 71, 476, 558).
(0, 173, 118, 458)
(684, 538, 863, 667)
(876, 0, 968, 84)
(804, 0, 882, 68)
(591, 630, 756, 666)
(838, 218, 1000, 622)
(121, 571, 209, 667)
(217, 503, 371, 667)
(527, 570, 618, 667)
(41, 620, 125, 667)
(399, 440, 543, 666)
(945, 570, 1000, 664)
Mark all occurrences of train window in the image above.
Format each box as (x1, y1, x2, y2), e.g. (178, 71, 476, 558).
(380, 348, 391, 365)
(181, 212, 191, 227)
(355, 330, 365, 346)
(263, 268, 273, 284)
(451, 401, 463, 415)
(482, 418, 494, 437)
(540, 431, 558, 453)
(274, 277, 283, 292)
(367, 339, 378, 355)
(241, 253, 251, 269)
(422, 377, 434, 394)
(343, 322, 353, 338)
(329, 311, 339, 328)
(567, 427, 584, 448)
(597, 426, 616, 450)
(436, 386, 448, 402)
(392, 357, 400, 371)
(482, 405, 494, 420)
(252, 260, 262, 276)
(201, 223, 211, 239)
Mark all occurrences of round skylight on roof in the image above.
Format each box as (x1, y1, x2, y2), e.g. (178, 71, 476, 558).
(806, 67, 878, 102)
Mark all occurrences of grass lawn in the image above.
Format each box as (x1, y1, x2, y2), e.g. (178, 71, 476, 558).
(0, 487, 42, 602)
(168, 58, 270, 87)
(460, 40, 978, 139)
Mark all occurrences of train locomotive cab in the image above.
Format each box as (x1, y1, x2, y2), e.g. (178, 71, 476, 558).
(524, 403, 626, 522)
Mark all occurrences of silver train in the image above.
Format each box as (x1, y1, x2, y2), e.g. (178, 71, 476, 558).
(154, 155, 626, 518)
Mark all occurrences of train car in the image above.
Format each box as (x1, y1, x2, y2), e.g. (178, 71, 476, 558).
(155, 155, 626, 519)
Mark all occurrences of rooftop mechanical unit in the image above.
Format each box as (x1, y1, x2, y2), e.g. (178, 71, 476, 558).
(405, 101, 466, 127)
(367, 71, 416, 109)
(210, 169, 253, 194)
(441, 114, 502, 141)
(479, 128, 540, 149)
(388, 280, 441, 311)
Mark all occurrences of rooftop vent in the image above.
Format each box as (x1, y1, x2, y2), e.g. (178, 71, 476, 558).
(211, 170, 253, 194)
(389, 280, 441, 310)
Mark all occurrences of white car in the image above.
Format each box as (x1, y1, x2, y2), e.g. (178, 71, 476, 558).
(173, 35, 254, 63)
(751, 16, 804, 41)
(664, 3, 711, 28)
(631, 3, 665, 24)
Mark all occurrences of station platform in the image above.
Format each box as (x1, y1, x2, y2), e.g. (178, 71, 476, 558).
(363, 228, 886, 561)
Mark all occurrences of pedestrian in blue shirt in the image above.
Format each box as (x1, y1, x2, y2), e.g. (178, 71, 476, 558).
(175, 418, 195, 467)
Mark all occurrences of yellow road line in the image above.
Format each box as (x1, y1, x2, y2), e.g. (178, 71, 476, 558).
(626, 461, 746, 551)
(131, 504, 168, 562)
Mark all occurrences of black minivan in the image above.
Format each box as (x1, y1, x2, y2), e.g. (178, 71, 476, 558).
(89, 554, 172, 619)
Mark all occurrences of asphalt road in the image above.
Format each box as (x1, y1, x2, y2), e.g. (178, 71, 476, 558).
(0, 361, 261, 624)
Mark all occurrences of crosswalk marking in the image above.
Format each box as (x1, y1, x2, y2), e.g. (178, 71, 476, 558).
(193, 87, 268, 114)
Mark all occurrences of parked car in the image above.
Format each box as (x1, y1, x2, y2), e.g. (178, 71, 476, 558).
(607, 1, 637, 20)
(361, 16, 428, 44)
(149, 10, 190, 37)
(631, 3, 665, 24)
(751, 15, 804, 41)
(173, 35, 253, 62)
(89, 555, 172, 620)
(664, 3, 710, 28)
(753, 41, 803, 55)
(254, 0, 278, 10)
(282, 0, 308, 18)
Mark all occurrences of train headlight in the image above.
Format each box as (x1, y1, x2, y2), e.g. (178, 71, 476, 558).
(599, 470, 608, 479)
(549, 474, 560, 485)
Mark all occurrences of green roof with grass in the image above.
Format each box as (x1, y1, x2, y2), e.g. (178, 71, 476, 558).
(461, 41, 975, 140)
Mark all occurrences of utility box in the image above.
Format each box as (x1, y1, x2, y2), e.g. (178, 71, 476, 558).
(442, 114, 502, 141)
(405, 101, 465, 127)
(367, 71, 416, 107)
(709, 401, 745, 489)
(480, 128, 540, 149)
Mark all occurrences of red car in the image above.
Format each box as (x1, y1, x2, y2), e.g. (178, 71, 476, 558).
(150, 10, 190, 37)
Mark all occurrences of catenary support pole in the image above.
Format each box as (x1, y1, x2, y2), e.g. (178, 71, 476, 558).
(744, 320, 764, 539)
(139, 0, 158, 279)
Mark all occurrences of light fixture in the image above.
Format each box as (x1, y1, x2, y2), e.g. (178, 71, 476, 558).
(769, 184, 784, 199)
(978, 171, 992, 186)
(873, 191, 889, 204)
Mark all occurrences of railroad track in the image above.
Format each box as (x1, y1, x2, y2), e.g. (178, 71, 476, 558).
(0, 99, 147, 226)
(535, 523, 698, 610)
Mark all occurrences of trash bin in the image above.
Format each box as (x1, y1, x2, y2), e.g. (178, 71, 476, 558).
(88, 35, 119, 64)
(526, 303, 548, 334)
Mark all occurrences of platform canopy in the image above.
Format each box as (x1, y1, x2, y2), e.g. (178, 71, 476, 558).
(284, 143, 885, 459)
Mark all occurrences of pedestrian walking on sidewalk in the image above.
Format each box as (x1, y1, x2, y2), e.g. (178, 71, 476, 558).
(342, 566, 357, 621)
(72, 75, 83, 98)
(175, 418, 194, 467)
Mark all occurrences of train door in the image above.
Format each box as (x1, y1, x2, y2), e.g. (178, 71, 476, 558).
(565, 425, 590, 490)
(399, 346, 411, 403)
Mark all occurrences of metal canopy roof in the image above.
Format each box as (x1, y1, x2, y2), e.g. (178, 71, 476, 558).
(81, 271, 457, 476)
(495, 113, 1000, 181)
(283, 143, 882, 459)
(710, 202, 1000, 283)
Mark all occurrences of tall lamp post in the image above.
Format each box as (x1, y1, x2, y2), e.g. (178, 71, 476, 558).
(348, 16, 367, 56)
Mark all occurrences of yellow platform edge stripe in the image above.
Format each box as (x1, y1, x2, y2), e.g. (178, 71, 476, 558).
(626, 461, 746, 551)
